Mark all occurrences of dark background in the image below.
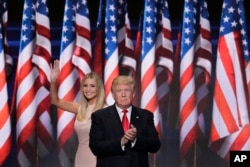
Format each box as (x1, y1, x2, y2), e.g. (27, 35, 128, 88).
(7, 0, 250, 22)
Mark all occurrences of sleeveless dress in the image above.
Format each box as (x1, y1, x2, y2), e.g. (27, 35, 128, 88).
(74, 104, 96, 167)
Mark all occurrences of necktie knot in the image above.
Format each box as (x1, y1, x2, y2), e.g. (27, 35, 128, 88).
(122, 109, 128, 114)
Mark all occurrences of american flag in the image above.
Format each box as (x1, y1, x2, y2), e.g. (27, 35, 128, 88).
(194, 0, 212, 138)
(0, 9, 11, 165)
(156, 0, 173, 80)
(104, 0, 119, 105)
(140, 0, 160, 115)
(120, 1, 136, 76)
(239, 0, 250, 99)
(153, 0, 174, 165)
(72, 0, 91, 80)
(31, 0, 54, 160)
(140, 0, 160, 138)
(14, 0, 38, 166)
(155, 0, 174, 135)
(132, 13, 143, 106)
(179, 0, 199, 158)
(92, 0, 105, 79)
(32, 0, 51, 87)
(1, 0, 13, 79)
(116, 0, 126, 58)
(209, 0, 250, 160)
(139, 1, 161, 165)
(57, 0, 79, 166)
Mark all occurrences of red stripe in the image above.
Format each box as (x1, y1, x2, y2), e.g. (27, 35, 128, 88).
(141, 64, 155, 93)
(36, 23, 51, 39)
(75, 24, 91, 39)
(214, 79, 239, 135)
(105, 66, 119, 97)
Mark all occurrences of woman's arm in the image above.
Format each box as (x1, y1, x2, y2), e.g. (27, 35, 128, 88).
(50, 60, 79, 114)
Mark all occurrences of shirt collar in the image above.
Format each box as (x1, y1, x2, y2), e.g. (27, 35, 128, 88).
(115, 104, 132, 114)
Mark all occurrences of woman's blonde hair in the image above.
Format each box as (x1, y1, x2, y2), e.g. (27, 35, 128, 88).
(76, 72, 106, 121)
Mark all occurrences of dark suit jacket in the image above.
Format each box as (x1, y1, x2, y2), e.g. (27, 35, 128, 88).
(89, 104, 161, 167)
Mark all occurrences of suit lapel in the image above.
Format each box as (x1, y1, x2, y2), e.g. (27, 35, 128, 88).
(108, 105, 124, 135)
(130, 106, 141, 129)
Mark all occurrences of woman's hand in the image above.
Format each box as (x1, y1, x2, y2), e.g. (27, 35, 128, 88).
(50, 60, 60, 83)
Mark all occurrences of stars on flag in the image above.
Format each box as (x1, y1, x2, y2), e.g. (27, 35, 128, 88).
(61, 2, 76, 46)
(20, 1, 35, 45)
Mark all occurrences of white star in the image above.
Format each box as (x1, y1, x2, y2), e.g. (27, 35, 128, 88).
(112, 36, 117, 43)
(22, 24, 28, 31)
(228, 6, 235, 13)
(231, 20, 237, 27)
(62, 36, 68, 43)
(223, 16, 230, 23)
(105, 48, 110, 54)
(109, 4, 115, 11)
(184, 28, 191, 34)
(110, 26, 116, 32)
(146, 16, 153, 23)
(146, 27, 153, 34)
(146, 37, 153, 44)
(63, 26, 68, 32)
(184, 38, 191, 45)
(109, 15, 116, 22)
(21, 35, 28, 42)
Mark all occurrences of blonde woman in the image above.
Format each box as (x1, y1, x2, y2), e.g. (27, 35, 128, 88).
(50, 60, 106, 167)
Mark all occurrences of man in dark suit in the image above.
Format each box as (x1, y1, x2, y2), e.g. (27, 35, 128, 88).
(89, 75, 161, 167)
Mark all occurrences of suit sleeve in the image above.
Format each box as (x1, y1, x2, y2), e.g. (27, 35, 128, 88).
(132, 110, 161, 153)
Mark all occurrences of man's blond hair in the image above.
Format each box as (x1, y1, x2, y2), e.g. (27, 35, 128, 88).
(111, 75, 135, 92)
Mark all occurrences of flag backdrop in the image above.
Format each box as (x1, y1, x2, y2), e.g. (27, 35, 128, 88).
(0, 1, 12, 164)
(2, 0, 250, 166)
(1, 0, 13, 79)
(209, 0, 250, 161)
(13, 0, 38, 166)
(57, 0, 79, 166)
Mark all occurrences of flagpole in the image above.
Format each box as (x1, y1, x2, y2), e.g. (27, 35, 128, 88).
(194, 142, 196, 167)
(36, 125, 38, 167)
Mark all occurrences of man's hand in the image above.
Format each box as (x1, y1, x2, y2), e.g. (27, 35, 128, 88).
(121, 124, 137, 145)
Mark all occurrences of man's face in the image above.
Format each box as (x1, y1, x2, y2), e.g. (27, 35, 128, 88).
(112, 84, 134, 109)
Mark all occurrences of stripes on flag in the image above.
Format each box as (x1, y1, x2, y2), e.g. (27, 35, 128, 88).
(178, 0, 200, 158)
(32, 0, 51, 87)
(1, 0, 13, 79)
(14, 0, 38, 166)
(72, 0, 91, 80)
(31, 0, 54, 160)
(104, 0, 119, 105)
(209, 0, 250, 161)
(140, 0, 160, 136)
(57, 0, 79, 166)
(239, 0, 250, 101)
(120, 3, 136, 77)
(92, 0, 105, 79)
(194, 0, 212, 139)
(155, 0, 174, 136)
(0, 6, 12, 165)
(139, 1, 161, 165)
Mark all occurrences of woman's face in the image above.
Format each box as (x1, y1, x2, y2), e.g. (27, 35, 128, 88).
(82, 78, 97, 103)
